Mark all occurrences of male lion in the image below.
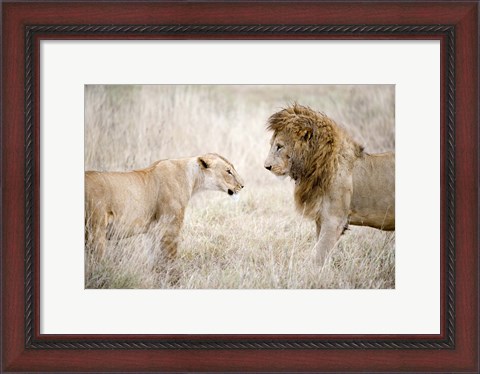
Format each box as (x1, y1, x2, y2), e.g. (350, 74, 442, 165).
(264, 104, 394, 265)
(85, 153, 244, 263)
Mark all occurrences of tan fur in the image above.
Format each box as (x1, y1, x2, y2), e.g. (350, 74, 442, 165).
(264, 104, 394, 265)
(85, 153, 244, 264)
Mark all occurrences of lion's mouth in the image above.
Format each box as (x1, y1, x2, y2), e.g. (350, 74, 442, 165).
(270, 169, 287, 177)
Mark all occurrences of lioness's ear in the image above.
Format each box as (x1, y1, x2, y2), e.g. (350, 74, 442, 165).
(198, 157, 209, 169)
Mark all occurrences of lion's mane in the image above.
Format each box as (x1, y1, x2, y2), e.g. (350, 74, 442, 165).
(267, 104, 364, 215)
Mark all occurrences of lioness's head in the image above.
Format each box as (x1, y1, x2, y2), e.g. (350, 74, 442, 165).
(197, 153, 244, 197)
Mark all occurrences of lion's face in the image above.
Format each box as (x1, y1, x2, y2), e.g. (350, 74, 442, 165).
(264, 134, 292, 177)
(198, 153, 244, 197)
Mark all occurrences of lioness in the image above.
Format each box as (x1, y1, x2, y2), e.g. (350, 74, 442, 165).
(85, 153, 244, 262)
(264, 104, 394, 265)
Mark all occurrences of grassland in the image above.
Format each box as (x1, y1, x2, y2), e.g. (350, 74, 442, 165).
(85, 85, 395, 289)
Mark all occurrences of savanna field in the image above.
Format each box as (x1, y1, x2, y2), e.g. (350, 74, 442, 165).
(85, 85, 395, 289)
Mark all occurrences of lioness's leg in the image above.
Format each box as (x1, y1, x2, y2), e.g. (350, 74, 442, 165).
(150, 218, 182, 286)
(86, 212, 107, 260)
(151, 215, 183, 263)
(162, 230, 180, 260)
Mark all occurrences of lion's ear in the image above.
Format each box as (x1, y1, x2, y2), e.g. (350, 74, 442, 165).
(198, 157, 209, 169)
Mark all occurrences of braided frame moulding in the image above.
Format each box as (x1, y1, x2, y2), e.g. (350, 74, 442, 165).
(24, 24, 455, 350)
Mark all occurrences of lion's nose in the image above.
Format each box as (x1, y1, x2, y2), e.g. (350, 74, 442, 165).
(265, 165, 272, 171)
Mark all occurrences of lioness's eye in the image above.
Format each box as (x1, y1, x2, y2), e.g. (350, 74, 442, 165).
(227, 169, 232, 175)
(276, 144, 283, 151)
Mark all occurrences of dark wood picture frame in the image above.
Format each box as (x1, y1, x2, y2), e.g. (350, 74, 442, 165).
(2, 1, 478, 372)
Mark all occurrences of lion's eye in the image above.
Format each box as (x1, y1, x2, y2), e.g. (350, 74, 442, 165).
(227, 169, 232, 175)
(276, 144, 283, 151)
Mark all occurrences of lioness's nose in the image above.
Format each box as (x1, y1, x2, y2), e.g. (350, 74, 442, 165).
(265, 165, 272, 171)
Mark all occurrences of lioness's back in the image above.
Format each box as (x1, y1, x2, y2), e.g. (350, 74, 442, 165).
(85, 171, 158, 231)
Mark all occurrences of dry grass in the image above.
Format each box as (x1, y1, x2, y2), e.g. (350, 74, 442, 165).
(85, 85, 395, 289)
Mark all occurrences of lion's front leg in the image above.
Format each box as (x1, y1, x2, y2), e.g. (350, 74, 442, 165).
(314, 217, 348, 266)
(314, 190, 351, 266)
(315, 218, 322, 238)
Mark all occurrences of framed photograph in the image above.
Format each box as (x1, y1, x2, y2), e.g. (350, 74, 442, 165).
(2, 1, 478, 372)
(82, 83, 395, 290)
